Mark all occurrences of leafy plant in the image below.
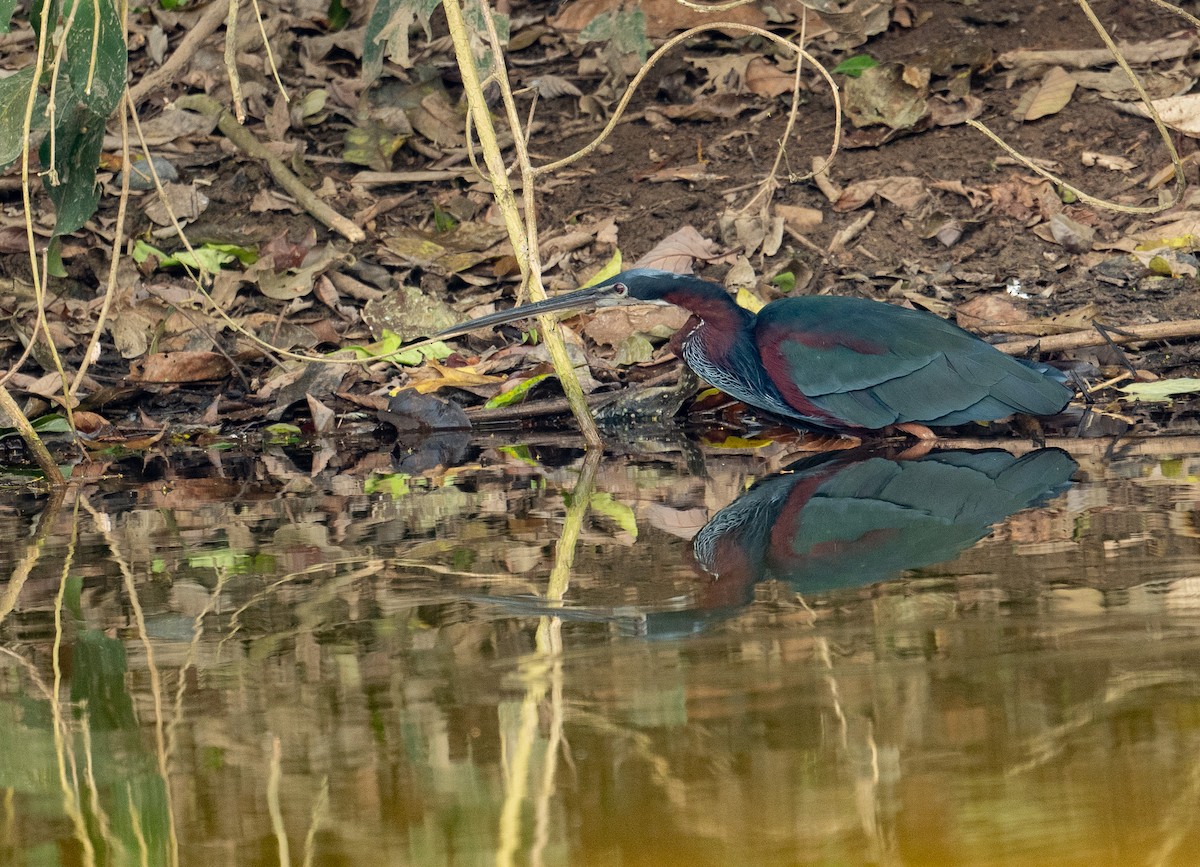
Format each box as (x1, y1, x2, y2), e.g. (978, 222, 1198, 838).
(0, 0, 127, 237)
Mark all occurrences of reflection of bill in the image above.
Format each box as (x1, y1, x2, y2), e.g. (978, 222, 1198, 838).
(692, 448, 1078, 608)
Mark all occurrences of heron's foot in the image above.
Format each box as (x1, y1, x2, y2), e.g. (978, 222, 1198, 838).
(895, 422, 937, 440)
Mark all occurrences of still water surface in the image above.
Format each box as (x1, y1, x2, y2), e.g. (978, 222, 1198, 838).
(3, 435, 1200, 865)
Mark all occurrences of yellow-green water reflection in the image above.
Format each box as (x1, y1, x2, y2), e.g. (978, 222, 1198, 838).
(3, 438, 1200, 865)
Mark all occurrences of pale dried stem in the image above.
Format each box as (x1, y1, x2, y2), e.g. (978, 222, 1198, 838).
(80, 492, 181, 867)
(444, 0, 602, 447)
(72, 90, 132, 396)
(1145, 0, 1200, 28)
(534, 23, 841, 179)
(675, 0, 755, 9)
(249, 0, 289, 104)
(224, 0, 244, 121)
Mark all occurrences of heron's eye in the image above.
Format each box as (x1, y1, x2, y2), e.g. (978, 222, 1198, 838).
(614, 282, 628, 296)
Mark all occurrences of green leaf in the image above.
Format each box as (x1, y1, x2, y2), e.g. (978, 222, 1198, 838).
(60, 0, 127, 118)
(832, 55, 878, 77)
(770, 271, 796, 293)
(433, 203, 458, 232)
(327, 0, 350, 30)
(589, 492, 638, 539)
(0, 68, 39, 169)
(484, 373, 550, 409)
(39, 101, 105, 236)
(0, 0, 17, 31)
(131, 240, 238, 273)
(363, 0, 441, 81)
(27, 0, 127, 235)
(582, 249, 623, 287)
(345, 331, 453, 365)
(45, 237, 67, 277)
(1119, 378, 1200, 402)
(264, 423, 302, 443)
(31, 414, 72, 433)
(579, 8, 651, 62)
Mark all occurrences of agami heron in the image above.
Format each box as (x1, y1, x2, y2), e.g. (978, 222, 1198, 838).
(430, 268, 1072, 435)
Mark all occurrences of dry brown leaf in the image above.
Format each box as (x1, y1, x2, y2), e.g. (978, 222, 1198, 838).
(409, 360, 504, 395)
(1137, 212, 1200, 241)
(306, 394, 337, 435)
(529, 75, 583, 99)
(927, 94, 984, 127)
(956, 294, 1031, 330)
(1081, 151, 1136, 171)
(133, 351, 233, 383)
(645, 163, 728, 183)
(657, 95, 751, 122)
(1014, 66, 1076, 122)
(143, 183, 209, 226)
(775, 204, 823, 232)
(1120, 93, 1200, 137)
(844, 62, 928, 129)
(834, 176, 928, 213)
(745, 57, 795, 98)
(998, 38, 1196, 71)
(634, 226, 724, 272)
(686, 55, 753, 94)
(552, 0, 766, 37)
(582, 306, 690, 347)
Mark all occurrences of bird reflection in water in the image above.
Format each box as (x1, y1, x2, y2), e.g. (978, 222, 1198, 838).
(641, 447, 1077, 637)
(472, 447, 1077, 637)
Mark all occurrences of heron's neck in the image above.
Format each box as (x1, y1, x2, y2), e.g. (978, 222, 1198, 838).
(663, 287, 754, 356)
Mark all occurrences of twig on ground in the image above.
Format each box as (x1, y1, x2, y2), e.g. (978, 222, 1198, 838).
(995, 318, 1200, 355)
(128, 0, 229, 106)
(176, 94, 365, 242)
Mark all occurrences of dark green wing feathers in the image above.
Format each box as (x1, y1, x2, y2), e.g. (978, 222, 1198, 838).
(755, 297, 1072, 429)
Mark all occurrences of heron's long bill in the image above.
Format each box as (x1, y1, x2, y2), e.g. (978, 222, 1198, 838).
(429, 284, 613, 343)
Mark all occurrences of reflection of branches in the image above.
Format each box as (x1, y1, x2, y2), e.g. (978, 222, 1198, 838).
(498, 450, 601, 866)
(51, 495, 95, 866)
(79, 492, 181, 866)
(1010, 668, 1200, 776)
(0, 485, 66, 626)
(267, 736, 290, 866)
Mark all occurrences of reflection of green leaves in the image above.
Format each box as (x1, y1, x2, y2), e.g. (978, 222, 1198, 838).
(366, 472, 412, 497)
(589, 492, 637, 539)
(499, 445, 538, 469)
(579, 7, 651, 62)
(265, 422, 302, 443)
(188, 548, 273, 573)
(1120, 378, 1200, 402)
(484, 373, 550, 409)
